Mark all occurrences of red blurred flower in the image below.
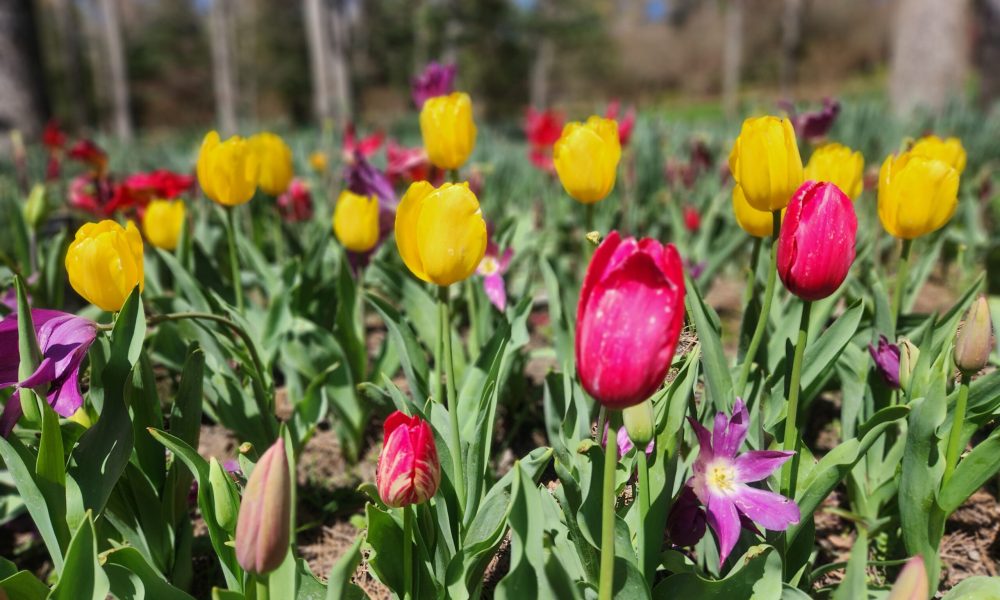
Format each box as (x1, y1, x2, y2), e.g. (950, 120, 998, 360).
(605, 100, 636, 146)
(683, 205, 701, 232)
(342, 124, 384, 163)
(42, 121, 66, 151)
(376, 411, 441, 508)
(122, 170, 195, 199)
(386, 140, 434, 184)
(68, 175, 111, 215)
(525, 107, 564, 173)
(68, 139, 108, 176)
(576, 231, 686, 409)
(777, 181, 857, 301)
(277, 178, 314, 222)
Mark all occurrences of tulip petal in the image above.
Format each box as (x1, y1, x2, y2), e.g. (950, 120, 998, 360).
(732, 450, 794, 483)
(713, 398, 749, 459)
(706, 494, 742, 565)
(395, 181, 436, 282)
(483, 274, 507, 312)
(415, 184, 487, 286)
(731, 485, 800, 531)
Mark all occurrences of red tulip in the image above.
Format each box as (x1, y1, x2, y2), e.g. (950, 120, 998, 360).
(376, 411, 441, 508)
(605, 100, 636, 146)
(683, 205, 701, 232)
(277, 178, 314, 223)
(777, 181, 857, 301)
(576, 231, 686, 409)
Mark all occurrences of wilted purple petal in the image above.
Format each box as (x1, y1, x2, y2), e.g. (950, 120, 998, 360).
(712, 398, 748, 459)
(666, 486, 707, 546)
(869, 334, 901, 389)
(705, 494, 741, 565)
(483, 274, 507, 312)
(0, 392, 23, 437)
(411, 62, 457, 108)
(733, 450, 794, 483)
(731, 486, 800, 531)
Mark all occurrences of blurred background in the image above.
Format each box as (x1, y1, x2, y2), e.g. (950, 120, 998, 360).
(1, 0, 998, 140)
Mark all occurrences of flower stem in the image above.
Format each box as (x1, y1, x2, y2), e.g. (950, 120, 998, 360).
(225, 207, 245, 314)
(892, 239, 913, 332)
(598, 406, 618, 600)
(402, 505, 413, 600)
(255, 575, 269, 600)
(636, 448, 651, 580)
(465, 279, 480, 362)
(736, 211, 782, 397)
(781, 300, 811, 500)
(439, 286, 467, 513)
(943, 372, 972, 487)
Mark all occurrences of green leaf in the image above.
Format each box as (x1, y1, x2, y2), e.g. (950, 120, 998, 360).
(0, 570, 49, 600)
(164, 346, 205, 526)
(685, 275, 733, 411)
(48, 512, 110, 600)
(652, 545, 778, 599)
(831, 530, 868, 600)
(104, 546, 196, 600)
(366, 292, 430, 404)
(939, 425, 1000, 514)
(327, 536, 367, 600)
(941, 576, 1000, 599)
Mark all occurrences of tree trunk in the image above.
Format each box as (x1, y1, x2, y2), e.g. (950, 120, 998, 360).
(779, 0, 802, 95)
(412, 0, 429, 76)
(52, 0, 88, 128)
(210, 0, 238, 135)
(327, 0, 352, 122)
(890, 0, 969, 117)
(304, 0, 333, 122)
(97, 0, 132, 140)
(529, 39, 555, 109)
(973, 0, 1000, 108)
(0, 0, 49, 142)
(721, 0, 744, 118)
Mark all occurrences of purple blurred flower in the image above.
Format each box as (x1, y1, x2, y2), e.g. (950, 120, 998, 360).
(601, 423, 654, 458)
(868, 334, 901, 389)
(411, 62, 457, 109)
(1, 288, 15, 312)
(685, 259, 706, 280)
(476, 242, 513, 312)
(782, 98, 840, 143)
(0, 309, 98, 436)
(684, 398, 799, 565)
(343, 154, 399, 270)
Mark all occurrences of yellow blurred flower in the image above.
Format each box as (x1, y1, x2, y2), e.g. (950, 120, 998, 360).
(804, 142, 865, 200)
(553, 116, 621, 204)
(65, 220, 144, 312)
(728, 116, 803, 212)
(419, 92, 477, 171)
(395, 181, 487, 286)
(878, 150, 960, 240)
(732, 184, 776, 237)
(142, 199, 185, 251)
(197, 130, 258, 206)
(909, 135, 966, 174)
(333, 190, 380, 253)
(309, 151, 329, 173)
(250, 132, 293, 196)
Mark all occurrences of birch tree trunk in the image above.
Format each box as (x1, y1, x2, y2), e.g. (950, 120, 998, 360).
(328, 0, 352, 122)
(973, 0, 1000, 108)
(52, 0, 87, 127)
(304, 0, 333, 122)
(721, 0, 744, 118)
(98, 0, 132, 140)
(0, 0, 48, 140)
(210, 0, 238, 135)
(779, 0, 802, 95)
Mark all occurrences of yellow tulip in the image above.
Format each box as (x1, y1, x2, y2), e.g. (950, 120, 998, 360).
(553, 116, 621, 204)
(250, 132, 293, 196)
(142, 199, 186, 251)
(878, 150, 959, 240)
(65, 220, 144, 312)
(419, 92, 477, 170)
(197, 130, 258, 206)
(732, 184, 776, 237)
(804, 142, 865, 200)
(309, 151, 329, 173)
(909, 135, 966, 174)
(728, 116, 803, 211)
(333, 190, 380, 253)
(395, 181, 487, 286)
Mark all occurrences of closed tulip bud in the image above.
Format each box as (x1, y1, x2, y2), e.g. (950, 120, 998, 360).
(577, 231, 686, 409)
(376, 411, 441, 508)
(728, 116, 803, 211)
(553, 116, 621, 204)
(235, 439, 291, 575)
(395, 181, 487, 286)
(732, 184, 776, 237)
(887, 556, 928, 600)
(142, 199, 185, 251)
(868, 335, 901, 389)
(623, 399, 655, 447)
(197, 131, 259, 207)
(419, 92, 477, 170)
(804, 142, 865, 200)
(878, 150, 959, 240)
(910, 135, 966, 174)
(23, 184, 48, 230)
(250, 132, 293, 196)
(209, 457, 239, 531)
(777, 181, 857, 301)
(898, 338, 920, 394)
(955, 296, 993, 374)
(333, 190, 380, 253)
(65, 220, 144, 312)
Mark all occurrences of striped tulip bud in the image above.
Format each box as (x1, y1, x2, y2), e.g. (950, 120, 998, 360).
(376, 411, 440, 508)
(235, 440, 291, 575)
(955, 296, 993, 374)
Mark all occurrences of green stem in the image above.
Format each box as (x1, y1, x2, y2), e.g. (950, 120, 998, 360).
(272, 206, 285, 263)
(741, 237, 763, 307)
(255, 576, 269, 600)
(225, 207, 245, 314)
(598, 406, 618, 600)
(736, 211, 782, 397)
(636, 448, 651, 580)
(781, 300, 812, 500)
(585, 204, 595, 234)
(439, 286, 467, 513)
(943, 373, 972, 487)
(402, 505, 413, 600)
(596, 406, 607, 442)
(465, 279, 480, 362)
(891, 239, 913, 333)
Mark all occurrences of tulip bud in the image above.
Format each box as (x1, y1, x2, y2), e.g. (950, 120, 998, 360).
(142, 199, 186, 251)
(419, 92, 477, 170)
(777, 181, 857, 301)
(376, 411, 441, 508)
(23, 184, 48, 231)
(209, 457, 239, 532)
(576, 231, 686, 409)
(732, 184, 775, 238)
(65, 220, 144, 312)
(553, 116, 621, 204)
(235, 440, 291, 575)
(955, 296, 993, 374)
(666, 487, 707, 547)
(887, 555, 928, 600)
(250, 132, 293, 196)
(394, 181, 487, 286)
(803, 142, 865, 200)
(878, 150, 959, 240)
(728, 116, 803, 211)
(868, 335, 901, 389)
(623, 400, 655, 447)
(333, 190, 380, 253)
(197, 131, 259, 207)
(898, 338, 920, 395)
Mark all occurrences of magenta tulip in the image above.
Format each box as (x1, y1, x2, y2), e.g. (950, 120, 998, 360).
(576, 231, 686, 409)
(777, 181, 857, 301)
(376, 411, 441, 508)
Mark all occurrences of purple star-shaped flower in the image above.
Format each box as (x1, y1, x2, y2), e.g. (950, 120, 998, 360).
(868, 334, 901, 389)
(476, 242, 513, 312)
(411, 62, 457, 109)
(0, 309, 98, 436)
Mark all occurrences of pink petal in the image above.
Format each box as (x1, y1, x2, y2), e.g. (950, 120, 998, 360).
(706, 494, 742, 565)
(483, 274, 507, 312)
(731, 485, 800, 531)
(687, 416, 714, 463)
(713, 398, 749, 459)
(732, 450, 795, 483)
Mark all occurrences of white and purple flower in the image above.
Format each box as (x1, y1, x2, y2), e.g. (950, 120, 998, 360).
(476, 242, 513, 312)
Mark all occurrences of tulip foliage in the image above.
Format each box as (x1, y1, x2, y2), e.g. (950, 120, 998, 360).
(0, 94, 999, 600)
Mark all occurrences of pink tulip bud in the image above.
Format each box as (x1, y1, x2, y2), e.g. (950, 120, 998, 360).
(376, 411, 441, 508)
(887, 555, 928, 600)
(777, 181, 858, 301)
(576, 231, 686, 409)
(235, 439, 291, 575)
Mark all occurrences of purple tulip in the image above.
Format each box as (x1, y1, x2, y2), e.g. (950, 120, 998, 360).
(0, 309, 98, 436)
(411, 62, 457, 109)
(783, 98, 841, 143)
(476, 242, 513, 312)
(868, 334, 901, 389)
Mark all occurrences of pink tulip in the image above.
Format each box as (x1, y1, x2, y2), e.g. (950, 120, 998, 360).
(235, 439, 291, 575)
(777, 181, 857, 301)
(576, 231, 686, 409)
(376, 411, 441, 508)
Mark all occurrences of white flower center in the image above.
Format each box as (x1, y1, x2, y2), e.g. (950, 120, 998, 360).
(704, 458, 738, 496)
(479, 256, 499, 276)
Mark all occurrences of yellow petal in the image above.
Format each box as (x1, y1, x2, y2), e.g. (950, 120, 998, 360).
(415, 183, 487, 286)
(395, 181, 436, 282)
(333, 191, 380, 252)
